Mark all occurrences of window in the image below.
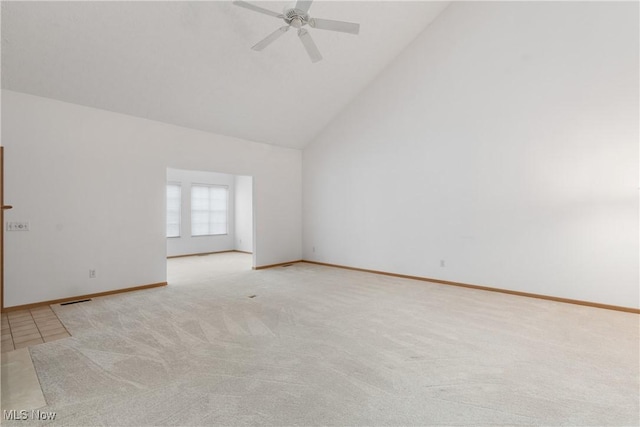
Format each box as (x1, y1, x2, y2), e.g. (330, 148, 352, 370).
(166, 183, 181, 238)
(191, 184, 228, 236)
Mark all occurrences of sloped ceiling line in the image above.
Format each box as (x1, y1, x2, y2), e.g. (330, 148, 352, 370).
(1, 1, 450, 149)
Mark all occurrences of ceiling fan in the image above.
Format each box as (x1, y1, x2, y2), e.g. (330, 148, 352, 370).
(233, 0, 360, 63)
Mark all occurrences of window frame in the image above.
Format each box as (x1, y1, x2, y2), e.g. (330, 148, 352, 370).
(190, 183, 229, 237)
(166, 182, 182, 238)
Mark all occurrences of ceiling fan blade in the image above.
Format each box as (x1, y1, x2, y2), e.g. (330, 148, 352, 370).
(295, 0, 313, 13)
(233, 1, 283, 18)
(298, 28, 322, 63)
(252, 26, 290, 51)
(309, 18, 360, 35)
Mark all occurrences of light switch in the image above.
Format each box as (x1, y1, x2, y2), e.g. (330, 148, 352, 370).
(6, 221, 30, 231)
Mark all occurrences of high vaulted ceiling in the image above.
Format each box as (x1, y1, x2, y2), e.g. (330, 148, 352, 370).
(2, 1, 449, 149)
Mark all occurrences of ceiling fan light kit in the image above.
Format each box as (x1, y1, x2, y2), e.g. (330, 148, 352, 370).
(233, 0, 360, 63)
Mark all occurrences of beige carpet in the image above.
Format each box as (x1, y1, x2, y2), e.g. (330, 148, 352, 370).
(5, 252, 639, 426)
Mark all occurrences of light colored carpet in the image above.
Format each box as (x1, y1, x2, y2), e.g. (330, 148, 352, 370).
(7, 252, 640, 426)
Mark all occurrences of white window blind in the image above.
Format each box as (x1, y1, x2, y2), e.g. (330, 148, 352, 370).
(191, 185, 228, 236)
(166, 183, 181, 238)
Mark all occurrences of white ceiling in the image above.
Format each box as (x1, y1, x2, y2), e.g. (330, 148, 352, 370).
(2, 1, 449, 149)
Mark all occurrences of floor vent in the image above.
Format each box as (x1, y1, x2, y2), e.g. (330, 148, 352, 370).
(60, 299, 92, 306)
(281, 264, 293, 267)
(248, 295, 257, 298)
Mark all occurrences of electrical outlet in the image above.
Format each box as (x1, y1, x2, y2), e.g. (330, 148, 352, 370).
(440, 260, 445, 267)
(89, 269, 96, 278)
(312, 246, 316, 253)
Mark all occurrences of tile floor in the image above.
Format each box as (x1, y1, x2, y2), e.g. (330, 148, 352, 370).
(1, 306, 70, 352)
(1, 347, 47, 411)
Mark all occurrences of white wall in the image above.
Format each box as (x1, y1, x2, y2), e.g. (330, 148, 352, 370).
(234, 175, 254, 253)
(166, 168, 236, 257)
(2, 90, 302, 307)
(303, 2, 639, 308)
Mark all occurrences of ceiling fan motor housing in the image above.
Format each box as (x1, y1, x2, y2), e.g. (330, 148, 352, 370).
(284, 8, 309, 27)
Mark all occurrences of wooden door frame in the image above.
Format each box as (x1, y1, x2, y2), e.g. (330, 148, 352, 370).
(0, 146, 9, 311)
(1, 146, 5, 311)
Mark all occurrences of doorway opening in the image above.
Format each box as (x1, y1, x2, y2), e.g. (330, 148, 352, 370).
(165, 167, 255, 277)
